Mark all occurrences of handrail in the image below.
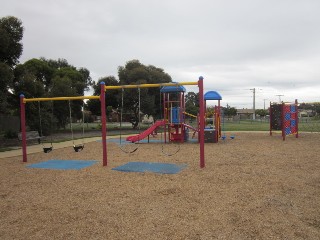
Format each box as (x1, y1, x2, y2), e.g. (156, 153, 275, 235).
(183, 111, 197, 118)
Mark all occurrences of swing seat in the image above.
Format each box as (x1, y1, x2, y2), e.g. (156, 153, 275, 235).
(119, 144, 138, 154)
(73, 144, 84, 152)
(43, 146, 53, 153)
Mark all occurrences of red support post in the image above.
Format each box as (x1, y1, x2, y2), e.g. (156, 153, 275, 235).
(269, 102, 272, 136)
(198, 76, 205, 168)
(295, 99, 299, 138)
(282, 103, 285, 141)
(218, 100, 221, 138)
(100, 82, 107, 166)
(163, 93, 167, 143)
(20, 94, 27, 162)
(180, 92, 184, 143)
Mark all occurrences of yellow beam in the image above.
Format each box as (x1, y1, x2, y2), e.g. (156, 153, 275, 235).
(24, 95, 100, 103)
(104, 81, 198, 90)
(23, 81, 199, 102)
(183, 112, 198, 118)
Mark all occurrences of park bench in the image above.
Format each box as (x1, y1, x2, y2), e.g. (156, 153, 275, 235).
(18, 131, 43, 144)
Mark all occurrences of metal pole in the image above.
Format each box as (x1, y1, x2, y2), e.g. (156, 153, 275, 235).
(198, 76, 205, 168)
(276, 94, 284, 102)
(263, 99, 268, 110)
(24, 95, 100, 102)
(100, 82, 107, 166)
(250, 88, 256, 120)
(20, 94, 27, 162)
(104, 81, 198, 90)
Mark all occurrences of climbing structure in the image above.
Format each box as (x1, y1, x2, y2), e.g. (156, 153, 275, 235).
(161, 85, 186, 143)
(270, 99, 299, 140)
(204, 91, 222, 143)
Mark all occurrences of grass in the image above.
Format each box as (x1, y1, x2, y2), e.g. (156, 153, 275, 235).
(221, 119, 320, 132)
(1, 119, 319, 152)
(222, 120, 270, 131)
(0, 147, 18, 152)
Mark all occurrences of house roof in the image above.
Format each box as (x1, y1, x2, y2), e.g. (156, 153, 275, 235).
(237, 109, 254, 114)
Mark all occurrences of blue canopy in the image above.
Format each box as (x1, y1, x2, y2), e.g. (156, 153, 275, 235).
(160, 84, 186, 93)
(204, 91, 222, 100)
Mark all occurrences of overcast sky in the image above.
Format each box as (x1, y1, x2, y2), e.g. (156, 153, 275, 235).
(2, 0, 320, 109)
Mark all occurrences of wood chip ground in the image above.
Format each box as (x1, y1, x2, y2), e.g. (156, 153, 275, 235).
(0, 132, 320, 239)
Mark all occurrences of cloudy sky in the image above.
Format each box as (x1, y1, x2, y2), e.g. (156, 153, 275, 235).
(2, 0, 320, 109)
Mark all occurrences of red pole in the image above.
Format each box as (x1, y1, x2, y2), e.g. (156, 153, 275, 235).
(180, 92, 184, 143)
(269, 102, 272, 136)
(163, 93, 167, 143)
(100, 82, 107, 166)
(20, 94, 27, 162)
(282, 103, 285, 141)
(198, 76, 205, 168)
(218, 100, 221, 138)
(295, 99, 299, 138)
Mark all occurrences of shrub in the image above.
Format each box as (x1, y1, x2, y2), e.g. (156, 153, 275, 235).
(4, 130, 18, 139)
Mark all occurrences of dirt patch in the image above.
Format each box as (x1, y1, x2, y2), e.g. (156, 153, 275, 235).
(0, 132, 320, 239)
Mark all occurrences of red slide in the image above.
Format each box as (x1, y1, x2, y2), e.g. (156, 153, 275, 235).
(126, 120, 166, 143)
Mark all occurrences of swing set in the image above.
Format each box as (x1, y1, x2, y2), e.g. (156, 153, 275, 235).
(118, 88, 141, 154)
(36, 99, 86, 153)
(20, 77, 206, 168)
(37, 101, 53, 153)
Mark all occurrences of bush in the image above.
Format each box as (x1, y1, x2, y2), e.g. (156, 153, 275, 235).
(4, 129, 18, 139)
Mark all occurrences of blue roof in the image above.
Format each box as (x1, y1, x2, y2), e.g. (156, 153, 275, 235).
(160, 84, 186, 93)
(204, 91, 222, 100)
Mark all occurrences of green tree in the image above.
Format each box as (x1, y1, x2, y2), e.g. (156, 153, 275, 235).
(50, 76, 77, 129)
(0, 16, 24, 114)
(185, 92, 199, 116)
(0, 16, 24, 67)
(86, 76, 119, 116)
(12, 62, 50, 133)
(206, 106, 215, 118)
(223, 104, 237, 118)
(0, 62, 14, 114)
(50, 66, 92, 128)
(118, 60, 172, 128)
(255, 109, 268, 117)
(12, 58, 93, 131)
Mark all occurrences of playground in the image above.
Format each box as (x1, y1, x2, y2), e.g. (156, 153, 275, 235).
(0, 131, 320, 239)
(1, 78, 320, 239)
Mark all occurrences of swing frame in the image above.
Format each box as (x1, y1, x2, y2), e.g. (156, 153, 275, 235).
(20, 78, 206, 168)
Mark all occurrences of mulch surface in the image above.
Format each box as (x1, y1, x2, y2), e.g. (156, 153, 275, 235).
(1, 132, 320, 239)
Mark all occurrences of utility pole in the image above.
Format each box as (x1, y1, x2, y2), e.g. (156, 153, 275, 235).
(263, 99, 268, 110)
(275, 94, 284, 102)
(250, 88, 256, 120)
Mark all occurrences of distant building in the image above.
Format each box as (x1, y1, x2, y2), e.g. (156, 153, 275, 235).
(236, 108, 255, 119)
(298, 109, 315, 117)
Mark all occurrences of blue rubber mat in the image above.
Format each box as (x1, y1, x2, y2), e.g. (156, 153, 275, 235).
(112, 162, 187, 174)
(103, 138, 164, 144)
(98, 138, 197, 144)
(27, 159, 98, 170)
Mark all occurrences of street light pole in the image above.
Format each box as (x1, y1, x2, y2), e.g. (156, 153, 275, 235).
(250, 88, 256, 120)
(263, 99, 268, 110)
(275, 94, 284, 102)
